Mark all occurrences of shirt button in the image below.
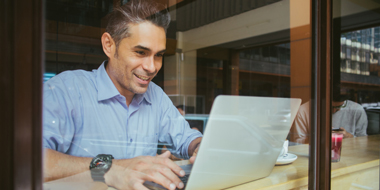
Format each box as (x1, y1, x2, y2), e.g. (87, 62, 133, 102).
(130, 138, 133, 143)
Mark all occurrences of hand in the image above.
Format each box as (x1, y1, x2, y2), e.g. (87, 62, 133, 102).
(332, 127, 353, 138)
(104, 151, 186, 190)
(189, 143, 200, 164)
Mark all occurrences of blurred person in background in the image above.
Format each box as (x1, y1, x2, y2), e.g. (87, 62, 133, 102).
(290, 94, 367, 144)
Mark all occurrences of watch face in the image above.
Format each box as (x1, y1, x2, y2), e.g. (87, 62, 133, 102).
(94, 161, 108, 170)
(90, 154, 114, 174)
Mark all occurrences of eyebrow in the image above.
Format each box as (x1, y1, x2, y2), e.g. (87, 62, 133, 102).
(134, 45, 166, 54)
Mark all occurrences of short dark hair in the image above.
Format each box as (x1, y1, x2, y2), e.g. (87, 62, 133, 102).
(105, 0, 171, 54)
(333, 94, 348, 102)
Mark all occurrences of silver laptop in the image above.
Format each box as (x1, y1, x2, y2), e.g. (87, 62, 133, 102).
(146, 95, 301, 190)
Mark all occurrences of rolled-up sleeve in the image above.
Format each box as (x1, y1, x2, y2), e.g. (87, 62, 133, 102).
(43, 76, 80, 153)
(158, 93, 202, 159)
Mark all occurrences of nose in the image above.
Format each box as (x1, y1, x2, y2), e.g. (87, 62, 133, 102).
(142, 56, 156, 74)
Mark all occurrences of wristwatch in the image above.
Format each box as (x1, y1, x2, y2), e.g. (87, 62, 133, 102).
(89, 154, 114, 183)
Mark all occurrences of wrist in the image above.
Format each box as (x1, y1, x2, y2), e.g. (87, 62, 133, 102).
(189, 137, 202, 156)
(103, 164, 115, 185)
(89, 154, 114, 183)
(104, 159, 132, 187)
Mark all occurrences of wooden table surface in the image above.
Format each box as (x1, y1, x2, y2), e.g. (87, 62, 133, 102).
(45, 135, 380, 190)
(226, 134, 380, 190)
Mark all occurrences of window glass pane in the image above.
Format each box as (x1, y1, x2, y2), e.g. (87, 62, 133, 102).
(331, 0, 380, 188)
(43, 0, 313, 189)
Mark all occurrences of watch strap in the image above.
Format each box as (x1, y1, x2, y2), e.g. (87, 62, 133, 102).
(91, 172, 107, 183)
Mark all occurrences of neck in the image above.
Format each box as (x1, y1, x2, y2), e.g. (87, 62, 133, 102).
(124, 94, 134, 106)
(104, 61, 136, 106)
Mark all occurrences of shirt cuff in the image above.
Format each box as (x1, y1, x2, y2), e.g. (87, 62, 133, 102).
(181, 132, 203, 159)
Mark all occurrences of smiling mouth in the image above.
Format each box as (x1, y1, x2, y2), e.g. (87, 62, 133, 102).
(134, 74, 150, 81)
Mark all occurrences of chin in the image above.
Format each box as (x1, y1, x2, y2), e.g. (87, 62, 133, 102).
(131, 86, 149, 95)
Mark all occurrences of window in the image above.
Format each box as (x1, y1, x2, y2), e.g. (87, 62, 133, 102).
(330, 0, 380, 188)
(4, 0, 379, 189)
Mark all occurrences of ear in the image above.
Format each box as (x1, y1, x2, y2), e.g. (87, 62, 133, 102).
(101, 32, 115, 59)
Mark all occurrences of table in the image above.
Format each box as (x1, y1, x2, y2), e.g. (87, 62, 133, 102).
(226, 135, 380, 189)
(44, 135, 380, 189)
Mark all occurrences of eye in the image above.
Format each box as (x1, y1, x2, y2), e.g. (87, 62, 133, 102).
(136, 51, 145, 55)
(155, 53, 164, 58)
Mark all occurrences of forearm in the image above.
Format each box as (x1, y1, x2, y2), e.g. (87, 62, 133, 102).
(44, 148, 92, 182)
(290, 116, 310, 144)
(188, 137, 202, 156)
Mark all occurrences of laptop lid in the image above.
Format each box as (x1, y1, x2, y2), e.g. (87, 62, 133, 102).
(185, 95, 301, 190)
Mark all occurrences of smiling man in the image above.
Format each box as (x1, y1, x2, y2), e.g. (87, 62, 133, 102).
(42, 1, 202, 189)
(103, 21, 167, 104)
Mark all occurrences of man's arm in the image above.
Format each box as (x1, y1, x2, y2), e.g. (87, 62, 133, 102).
(333, 127, 354, 138)
(44, 148, 92, 182)
(290, 117, 310, 144)
(188, 137, 202, 164)
(44, 148, 187, 190)
(289, 103, 310, 144)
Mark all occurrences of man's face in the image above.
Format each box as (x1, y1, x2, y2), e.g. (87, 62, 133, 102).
(106, 21, 166, 97)
(332, 101, 346, 114)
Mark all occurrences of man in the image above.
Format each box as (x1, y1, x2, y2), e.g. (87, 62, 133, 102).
(289, 95, 367, 144)
(43, 1, 202, 189)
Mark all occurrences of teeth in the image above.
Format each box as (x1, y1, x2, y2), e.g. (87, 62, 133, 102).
(136, 74, 149, 81)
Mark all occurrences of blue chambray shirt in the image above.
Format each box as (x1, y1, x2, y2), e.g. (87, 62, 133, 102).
(43, 61, 202, 159)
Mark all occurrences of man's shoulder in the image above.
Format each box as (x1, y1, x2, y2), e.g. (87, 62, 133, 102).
(59, 69, 94, 80)
(345, 100, 366, 114)
(346, 100, 364, 109)
(43, 69, 99, 97)
(46, 69, 96, 86)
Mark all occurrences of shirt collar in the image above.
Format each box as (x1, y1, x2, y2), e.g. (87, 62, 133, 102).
(133, 86, 152, 105)
(96, 61, 152, 105)
(96, 61, 120, 101)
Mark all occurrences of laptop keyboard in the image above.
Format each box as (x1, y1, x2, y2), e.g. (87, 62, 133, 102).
(144, 164, 192, 190)
(177, 174, 190, 189)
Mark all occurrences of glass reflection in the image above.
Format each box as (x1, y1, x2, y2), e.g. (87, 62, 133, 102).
(43, 0, 314, 189)
(329, 0, 380, 189)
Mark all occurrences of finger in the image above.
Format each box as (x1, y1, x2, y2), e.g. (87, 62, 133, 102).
(189, 155, 196, 164)
(157, 165, 185, 189)
(189, 147, 199, 164)
(145, 168, 181, 190)
(155, 157, 185, 177)
(157, 150, 171, 158)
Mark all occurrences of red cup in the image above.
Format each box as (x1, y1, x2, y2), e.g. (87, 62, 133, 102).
(331, 133, 343, 162)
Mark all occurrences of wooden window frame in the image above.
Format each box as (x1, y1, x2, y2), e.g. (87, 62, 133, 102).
(1, 0, 44, 189)
(0, 0, 334, 189)
(309, 0, 333, 189)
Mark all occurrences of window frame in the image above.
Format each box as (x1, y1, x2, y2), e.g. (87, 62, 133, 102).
(309, 0, 333, 189)
(1, 0, 44, 189)
(1, 0, 336, 189)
